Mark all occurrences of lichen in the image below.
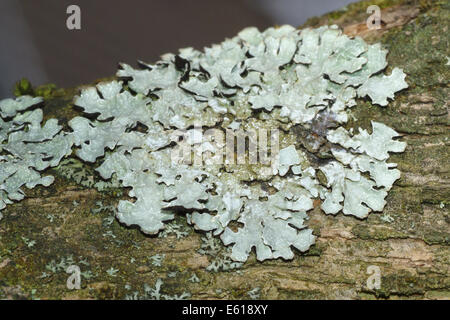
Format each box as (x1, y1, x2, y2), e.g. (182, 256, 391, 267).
(0, 96, 73, 218)
(125, 278, 191, 300)
(1, 24, 408, 263)
(197, 232, 243, 272)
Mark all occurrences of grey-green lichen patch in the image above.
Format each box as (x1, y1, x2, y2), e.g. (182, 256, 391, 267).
(0, 96, 73, 219)
(1, 24, 408, 263)
(67, 25, 408, 262)
(53, 158, 122, 192)
(124, 278, 191, 300)
(197, 232, 243, 272)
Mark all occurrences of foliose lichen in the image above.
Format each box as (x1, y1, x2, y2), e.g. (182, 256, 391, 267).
(0, 96, 73, 219)
(0, 25, 408, 263)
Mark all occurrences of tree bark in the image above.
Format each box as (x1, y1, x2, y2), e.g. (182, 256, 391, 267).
(0, 0, 448, 300)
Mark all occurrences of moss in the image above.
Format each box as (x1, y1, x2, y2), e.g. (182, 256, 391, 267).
(358, 292, 379, 299)
(352, 224, 409, 241)
(373, 271, 444, 298)
(13, 78, 68, 100)
(423, 231, 450, 245)
(279, 289, 323, 300)
(302, 243, 324, 256)
(13, 78, 34, 97)
(425, 290, 450, 299)
(382, 5, 450, 89)
(34, 84, 59, 100)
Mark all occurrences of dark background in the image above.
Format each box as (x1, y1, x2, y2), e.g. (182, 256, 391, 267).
(0, 0, 358, 98)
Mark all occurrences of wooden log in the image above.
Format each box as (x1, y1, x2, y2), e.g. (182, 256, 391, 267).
(0, 0, 448, 299)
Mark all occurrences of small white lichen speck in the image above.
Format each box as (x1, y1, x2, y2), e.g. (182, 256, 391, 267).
(0, 25, 408, 263)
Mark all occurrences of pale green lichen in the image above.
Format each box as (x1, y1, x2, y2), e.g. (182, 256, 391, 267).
(0, 24, 408, 263)
(149, 254, 165, 267)
(197, 232, 243, 272)
(125, 278, 191, 300)
(247, 287, 261, 300)
(188, 273, 200, 283)
(54, 158, 121, 192)
(0, 96, 73, 217)
(158, 221, 190, 239)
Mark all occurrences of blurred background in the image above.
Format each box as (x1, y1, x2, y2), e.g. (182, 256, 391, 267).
(0, 0, 358, 98)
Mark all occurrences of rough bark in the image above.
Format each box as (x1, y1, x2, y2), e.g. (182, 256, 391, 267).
(0, 0, 448, 300)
